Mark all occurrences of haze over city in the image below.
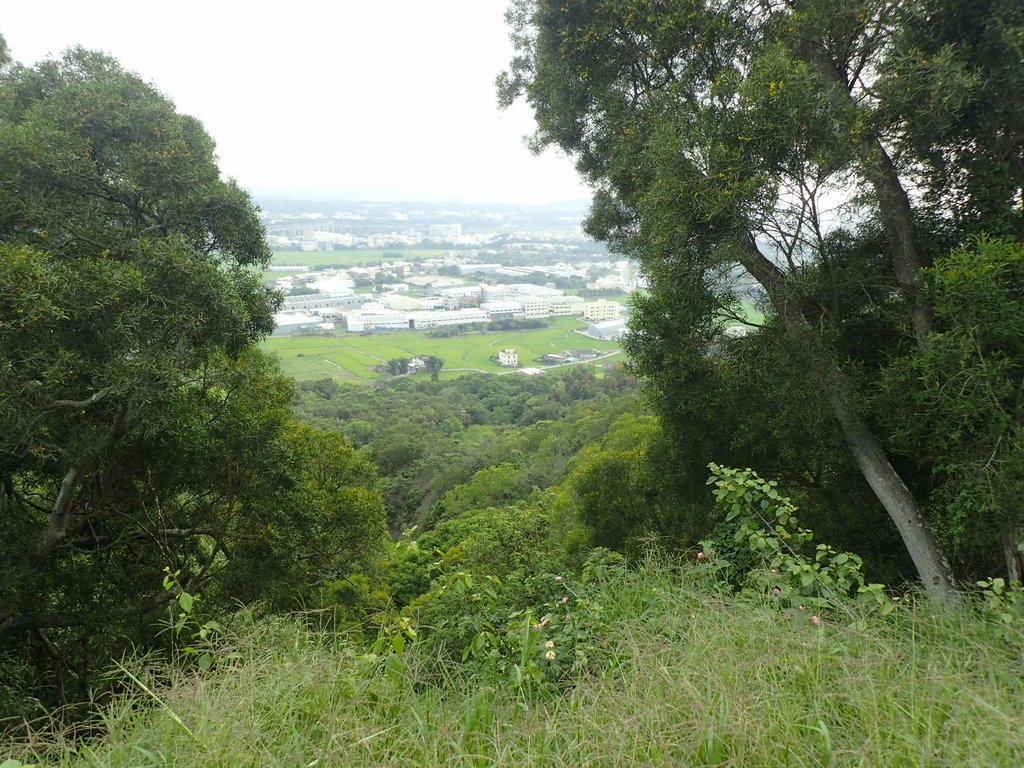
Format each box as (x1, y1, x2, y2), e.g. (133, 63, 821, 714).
(1, 1, 591, 204)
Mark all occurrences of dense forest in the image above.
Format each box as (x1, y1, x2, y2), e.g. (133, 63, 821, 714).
(2, 0, 1024, 763)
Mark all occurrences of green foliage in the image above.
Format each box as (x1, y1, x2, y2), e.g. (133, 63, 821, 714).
(704, 465, 892, 618)
(160, 569, 230, 673)
(409, 548, 622, 697)
(560, 413, 668, 552)
(0, 45, 385, 718)
(877, 0, 1024, 238)
(499, 0, 1024, 593)
(431, 462, 536, 522)
(293, 371, 641, 531)
(14, 558, 1024, 766)
(879, 236, 1024, 574)
(975, 577, 1024, 639)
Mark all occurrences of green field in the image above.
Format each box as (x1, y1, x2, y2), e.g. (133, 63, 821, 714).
(263, 316, 621, 383)
(270, 249, 456, 268)
(261, 269, 308, 282)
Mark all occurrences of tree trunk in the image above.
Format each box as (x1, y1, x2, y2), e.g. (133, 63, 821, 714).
(798, 32, 935, 347)
(827, 381, 957, 599)
(1003, 529, 1024, 583)
(738, 238, 958, 599)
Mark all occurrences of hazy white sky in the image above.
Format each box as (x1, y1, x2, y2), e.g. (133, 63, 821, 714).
(2, 1, 590, 204)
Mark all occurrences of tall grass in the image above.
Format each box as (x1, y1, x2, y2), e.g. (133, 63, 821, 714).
(11, 559, 1024, 767)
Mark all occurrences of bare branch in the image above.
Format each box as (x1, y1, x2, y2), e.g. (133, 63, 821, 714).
(53, 386, 112, 410)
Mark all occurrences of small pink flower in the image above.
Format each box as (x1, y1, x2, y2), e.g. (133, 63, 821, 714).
(696, 552, 706, 560)
(771, 587, 781, 596)
(811, 615, 821, 626)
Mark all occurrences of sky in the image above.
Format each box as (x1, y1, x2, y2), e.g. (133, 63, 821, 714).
(1, 1, 591, 204)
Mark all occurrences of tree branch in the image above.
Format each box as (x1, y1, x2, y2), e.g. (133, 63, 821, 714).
(0, 589, 174, 634)
(53, 386, 112, 409)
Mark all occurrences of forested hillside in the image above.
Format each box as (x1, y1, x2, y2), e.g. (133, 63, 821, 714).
(3, 1, 1024, 764)
(500, 0, 1024, 596)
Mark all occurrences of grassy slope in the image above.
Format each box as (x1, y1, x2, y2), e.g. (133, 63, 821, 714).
(44, 560, 1024, 767)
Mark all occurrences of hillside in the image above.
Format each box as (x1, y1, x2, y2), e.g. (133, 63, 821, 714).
(19, 557, 1024, 767)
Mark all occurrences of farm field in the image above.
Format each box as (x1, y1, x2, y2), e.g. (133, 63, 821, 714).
(263, 316, 622, 383)
(261, 269, 307, 282)
(269, 249, 457, 268)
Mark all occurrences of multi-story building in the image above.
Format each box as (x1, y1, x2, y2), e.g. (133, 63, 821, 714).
(583, 299, 622, 322)
(480, 300, 525, 320)
(518, 297, 552, 319)
(498, 349, 519, 367)
(548, 295, 585, 315)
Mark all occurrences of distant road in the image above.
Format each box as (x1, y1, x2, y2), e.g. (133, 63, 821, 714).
(412, 350, 623, 379)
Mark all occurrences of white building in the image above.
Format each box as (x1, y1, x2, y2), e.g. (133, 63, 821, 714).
(585, 318, 628, 340)
(429, 223, 462, 237)
(498, 349, 519, 367)
(272, 311, 322, 336)
(481, 285, 515, 302)
(283, 293, 366, 313)
(583, 299, 623, 322)
(548, 295, 585, 315)
(346, 311, 411, 332)
(518, 297, 552, 319)
(480, 300, 525, 319)
(406, 308, 488, 330)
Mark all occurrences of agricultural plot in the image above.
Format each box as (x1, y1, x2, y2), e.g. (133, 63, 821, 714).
(264, 317, 622, 383)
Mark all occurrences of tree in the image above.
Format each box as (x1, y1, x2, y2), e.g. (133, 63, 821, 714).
(877, 0, 1024, 241)
(423, 355, 445, 382)
(500, 0, 1022, 596)
(879, 236, 1024, 581)
(0, 42, 385, 713)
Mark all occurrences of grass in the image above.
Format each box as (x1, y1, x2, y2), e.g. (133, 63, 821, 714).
(261, 269, 307, 283)
(25, 558, 1024, 767)
(263, 317, 622, 382)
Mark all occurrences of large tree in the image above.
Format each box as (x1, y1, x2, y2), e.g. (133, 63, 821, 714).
(500, 0, 1023, 597)
(0, 43, 385, 714)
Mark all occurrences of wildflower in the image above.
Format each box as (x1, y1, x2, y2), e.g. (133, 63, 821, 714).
(532, 615, 550, 630)
(545, 640, 555, 648)
(811, 615, 821, 626)
(561, 596, 570, 604)
(798, 604, 806, 611)
(696, 552, 706, 560)
(545, 650, 556, 660)
(554, 575, 564, 583)
(771, 587, 781, 596)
